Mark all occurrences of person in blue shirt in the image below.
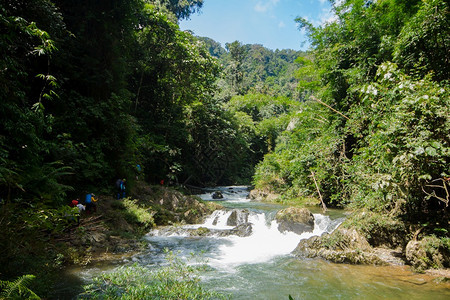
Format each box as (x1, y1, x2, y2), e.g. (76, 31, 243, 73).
(116, 179, 126, 199)
(136, 164, 142, 180)
(85, 193, 97, 213)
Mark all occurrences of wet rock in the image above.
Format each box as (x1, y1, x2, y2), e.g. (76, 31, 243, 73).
(249, 188, 280, 202)
(187, 222, 253, 238)
(227, 209, 249, 226)
(275, 207, 314, 235)
(292, 227, 402, 265)
(212, 191, 224, 199)
(193, 226, 211, 236)
(228, 223, 253, 237)
(136, 185, 223, 225)
(153, 221, 254, 238)
(348, 211, 408, 249)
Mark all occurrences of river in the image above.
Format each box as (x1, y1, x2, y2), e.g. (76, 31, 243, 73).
(59, 186, 450, 299)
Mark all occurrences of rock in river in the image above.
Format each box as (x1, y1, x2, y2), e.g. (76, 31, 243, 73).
(275, 207, 314, 235)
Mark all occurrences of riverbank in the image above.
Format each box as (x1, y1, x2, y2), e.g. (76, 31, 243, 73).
(59, 182, 222, 265)
(0, 182, 221, 298)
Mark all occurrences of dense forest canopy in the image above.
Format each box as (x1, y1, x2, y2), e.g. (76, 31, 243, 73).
(1, 0, 306, 205)
(0, 0, 449, 295)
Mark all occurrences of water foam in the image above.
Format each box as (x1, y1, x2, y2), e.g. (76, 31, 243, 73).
(206, 212, 340, 270)
(198, 186, 251, 203)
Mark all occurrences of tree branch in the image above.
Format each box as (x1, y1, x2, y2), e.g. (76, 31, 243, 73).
(310, 96, 349, 120)
(311, 171, 327, 212)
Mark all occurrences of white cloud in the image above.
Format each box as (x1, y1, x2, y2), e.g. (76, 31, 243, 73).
(319, 7, 338, 25)
(254, 0, 280, 13)
(254, 3, 268, 12)
(318, 0, 327, 4)
(307, 7, 337, 27)
(278, 21, 286, 28)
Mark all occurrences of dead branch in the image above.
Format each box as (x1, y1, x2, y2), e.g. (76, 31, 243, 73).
(311, 171, 327, 212)
(422, 178, 449, 207)
(310, 96, 349, 120)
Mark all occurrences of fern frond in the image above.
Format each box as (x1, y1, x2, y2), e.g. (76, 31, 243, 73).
(0, 275, 40, 300)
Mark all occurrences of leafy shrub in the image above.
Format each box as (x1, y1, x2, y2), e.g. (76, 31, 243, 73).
(342, 210, 407, 248)
(121, 198, 155, 229)
(79, 251, 229, 299)
(347, 62, 449, 216)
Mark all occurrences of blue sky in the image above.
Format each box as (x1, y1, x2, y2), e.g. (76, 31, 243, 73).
(179, 0, 334, 51)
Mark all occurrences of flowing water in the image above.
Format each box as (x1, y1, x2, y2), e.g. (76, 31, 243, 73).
(60, 186, 450, 299)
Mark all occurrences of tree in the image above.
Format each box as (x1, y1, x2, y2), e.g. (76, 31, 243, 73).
(150, 0, 204, 21)
(130, 5, 222, 184)
(394, 0, 450, 81)
(0, 0, 70, 204)
(224, 41, 247, 96)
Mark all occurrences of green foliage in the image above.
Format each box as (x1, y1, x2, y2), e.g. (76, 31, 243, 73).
(0, 274, 40, 300)
(198, 39, 304, 101)
(226, 93, 300, 152)
(347, 63, 449, 215)
(253, 101, 347, 206)
(183, 100, 251, 185)
(394, 0, 449, 81)
(130, 5, 224, 185)
(121, 198, 155, 229)
(150, 0, 204, 21)
(411, 235, 450, 272)
(253, 0, 449, 218)
(80, 252, 229, 299)
(295, 56, 321, 99)
(341, 210, 407, 247)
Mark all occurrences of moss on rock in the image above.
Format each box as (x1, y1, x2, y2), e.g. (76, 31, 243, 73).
(292, 227, 403, 265)
(341, 210, 408, 248)
(406, 236, 450, 272)
(275, 207, 314, 235)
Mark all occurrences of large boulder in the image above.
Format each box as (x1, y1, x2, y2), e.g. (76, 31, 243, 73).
(275, 207, 314, 235)
(226, 209, 249, 226)
(153, 222, 253, 238)
(131, 183, 222, 225)
(249, 188, 280, 202)
(212, 191, 224, 199)
(292, 228, 386, 265)
(346, 211, 408, 249)
(405, 236, 450, 272)
(291, 227, 408, 266)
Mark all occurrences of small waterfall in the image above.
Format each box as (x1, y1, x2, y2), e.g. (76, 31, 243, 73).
(206, 211, 341, 269)
(203, 210, 234, 229)
(147, 207, 343, 270)
(146, 186, 344, 270)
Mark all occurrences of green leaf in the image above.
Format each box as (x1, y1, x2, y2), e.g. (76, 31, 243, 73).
(418, 174, 432, 181)
(425, 146, 438, 157)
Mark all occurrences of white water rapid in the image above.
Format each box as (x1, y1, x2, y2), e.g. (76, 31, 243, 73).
(208, 211, 340, 270)
(146, 186, 343, 271)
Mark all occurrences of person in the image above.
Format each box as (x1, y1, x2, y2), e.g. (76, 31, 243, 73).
(85, 193, 97, 213)
(136, 164, 142, 180)
(76, 202, 85, 225)
(70, 199, 79, 207)
(116, 178, 126, 199)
